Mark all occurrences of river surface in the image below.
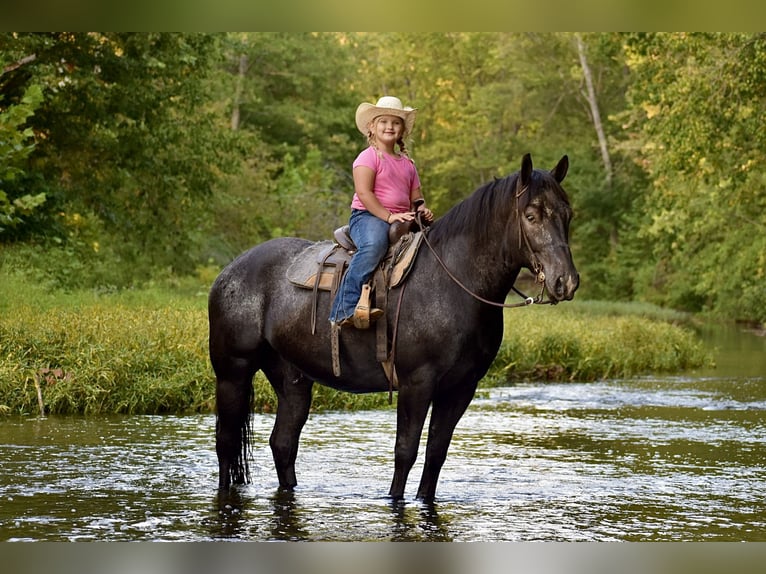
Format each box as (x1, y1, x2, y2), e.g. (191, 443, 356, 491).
(1, 323, 764, 542)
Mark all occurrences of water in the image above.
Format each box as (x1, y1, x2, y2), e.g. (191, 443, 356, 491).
(1, 324, 764, 542)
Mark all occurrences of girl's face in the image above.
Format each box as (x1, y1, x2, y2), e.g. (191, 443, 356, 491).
(372, 115, 405, 147)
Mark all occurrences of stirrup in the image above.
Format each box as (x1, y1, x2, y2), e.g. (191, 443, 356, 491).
(352, 306, 383, 329)
(352, 283, 383, 329)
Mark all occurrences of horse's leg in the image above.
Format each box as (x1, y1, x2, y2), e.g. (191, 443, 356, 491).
(389, 384, 433, 500)
(415, 380, 479, 501)
(263, 358, 314, 491)
(215, 356, 258, 489)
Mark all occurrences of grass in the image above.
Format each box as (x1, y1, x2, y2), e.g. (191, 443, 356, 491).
(492, 301, 709, 383)
(0, 272, 711, 416)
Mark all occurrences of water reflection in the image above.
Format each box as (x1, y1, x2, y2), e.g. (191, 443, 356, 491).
(268, 490, 310, 541)
(209, 486, 314, 541)
(208, 487, 455, 542)
(210, 487, 251, 539)
(390, 499, 452, 542)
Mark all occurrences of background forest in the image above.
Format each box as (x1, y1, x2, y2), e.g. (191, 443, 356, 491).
(2, 32, 765, 324)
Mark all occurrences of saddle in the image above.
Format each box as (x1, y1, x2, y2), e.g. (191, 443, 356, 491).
(286, 221, 423, 328)
(285, 220, 426, 397)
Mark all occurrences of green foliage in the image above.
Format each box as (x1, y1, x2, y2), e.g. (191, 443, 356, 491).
(0, 83, 45, 233)
(232, 33, 360, 166)
(1, 33, 241, 278)
(620, 33, 766, 322)
(209, 33, 363, 252)
(268, 148, 351, 240)
(0, 295, 210, 415)
(191, 130, 279, 265)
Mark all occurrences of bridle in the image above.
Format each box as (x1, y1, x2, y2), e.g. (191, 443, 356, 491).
(414, 182, 556, 309)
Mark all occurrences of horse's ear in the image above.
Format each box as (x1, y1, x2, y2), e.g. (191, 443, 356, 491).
(551, 155, 569, 183)
(520, 153, 533, 188)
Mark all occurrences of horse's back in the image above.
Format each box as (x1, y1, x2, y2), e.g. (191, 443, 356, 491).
(214, 237, 311, 286)
(208, 237, 312, 342)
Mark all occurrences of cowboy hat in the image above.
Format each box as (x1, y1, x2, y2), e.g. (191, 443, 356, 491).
(355, 96, 417, 136)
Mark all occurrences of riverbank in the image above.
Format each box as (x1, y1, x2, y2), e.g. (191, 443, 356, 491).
(0, 274, 710, 416)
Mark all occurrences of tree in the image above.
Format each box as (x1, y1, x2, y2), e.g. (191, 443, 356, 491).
(221, 33, 362, 240)
(622, 33, 766, 321)
(575, 33, 613, 188)
(563, 32, 647, 301)
(0, 79, 44, 235)
(0, 32, 240, 281)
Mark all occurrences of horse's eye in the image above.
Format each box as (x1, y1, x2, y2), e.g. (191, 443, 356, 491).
(526, 214, 535, 222)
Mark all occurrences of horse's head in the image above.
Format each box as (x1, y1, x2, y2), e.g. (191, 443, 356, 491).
(515, 153, 579, 303)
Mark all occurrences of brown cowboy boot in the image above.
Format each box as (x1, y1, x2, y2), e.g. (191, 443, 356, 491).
(352, 283, 383, 329)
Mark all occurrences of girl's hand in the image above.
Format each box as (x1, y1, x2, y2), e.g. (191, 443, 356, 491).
(416, 205, 434, 223)
(387, 212, 415, 224)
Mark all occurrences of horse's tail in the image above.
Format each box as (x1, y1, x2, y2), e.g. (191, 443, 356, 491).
(232, 383, 254, 485)
(215, 375, 255, 488)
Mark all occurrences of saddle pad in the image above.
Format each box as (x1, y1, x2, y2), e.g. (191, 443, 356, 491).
(286, 241, 350, 290)
(388, 231, 424, 288)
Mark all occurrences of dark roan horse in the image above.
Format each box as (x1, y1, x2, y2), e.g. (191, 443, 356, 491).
(209, 153, 579, 500)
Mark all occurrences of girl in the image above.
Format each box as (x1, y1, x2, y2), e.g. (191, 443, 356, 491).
(329, 96, 434, 328)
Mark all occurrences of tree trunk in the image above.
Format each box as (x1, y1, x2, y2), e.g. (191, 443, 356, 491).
(231, 53, 247, 131)
(575, 33, 613, 188)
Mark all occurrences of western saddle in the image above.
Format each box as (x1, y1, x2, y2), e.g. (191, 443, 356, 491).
(285, 220, 425, 397)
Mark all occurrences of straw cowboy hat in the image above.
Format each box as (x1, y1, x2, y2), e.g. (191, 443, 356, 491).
(355, 96, 417, 136)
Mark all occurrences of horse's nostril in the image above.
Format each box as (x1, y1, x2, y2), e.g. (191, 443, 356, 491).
(563, 273, 579, 299)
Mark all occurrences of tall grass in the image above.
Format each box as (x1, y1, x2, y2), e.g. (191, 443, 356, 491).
(493, 303, 709, 383)
(0, 273, 710, 416)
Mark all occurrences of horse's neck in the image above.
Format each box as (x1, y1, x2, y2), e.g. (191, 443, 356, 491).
(427, 218, 520, 303)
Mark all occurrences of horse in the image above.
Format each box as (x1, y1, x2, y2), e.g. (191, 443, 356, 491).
(209, 153, 579, 501)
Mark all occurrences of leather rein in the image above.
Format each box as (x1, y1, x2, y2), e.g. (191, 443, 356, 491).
(414, 183, 556, 309)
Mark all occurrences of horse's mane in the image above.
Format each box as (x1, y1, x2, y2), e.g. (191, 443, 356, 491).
(427, 169, 570, 246)
(427, 175, 515, 245)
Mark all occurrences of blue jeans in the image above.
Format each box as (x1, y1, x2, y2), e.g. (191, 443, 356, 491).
(329, 209, 389, 323)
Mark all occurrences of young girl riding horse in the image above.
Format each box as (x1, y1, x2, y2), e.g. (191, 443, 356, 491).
(329, 96, 434, 329)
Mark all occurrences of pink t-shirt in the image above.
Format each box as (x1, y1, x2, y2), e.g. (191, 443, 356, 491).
(350, 146, 421, 213)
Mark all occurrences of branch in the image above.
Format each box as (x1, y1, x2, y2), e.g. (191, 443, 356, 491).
(1, 54, 37, 77)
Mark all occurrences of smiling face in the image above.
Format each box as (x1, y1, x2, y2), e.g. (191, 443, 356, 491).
(371, 115, 405, 150)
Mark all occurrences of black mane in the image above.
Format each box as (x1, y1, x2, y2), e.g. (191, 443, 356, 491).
(427, 174, 518, 245)
(428, 168, 571, 246)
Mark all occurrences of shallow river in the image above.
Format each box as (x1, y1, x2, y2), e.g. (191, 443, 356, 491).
(1, 324, 764, 542)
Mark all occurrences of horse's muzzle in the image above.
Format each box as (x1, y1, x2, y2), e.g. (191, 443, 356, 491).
(551, 272, 579, 302)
